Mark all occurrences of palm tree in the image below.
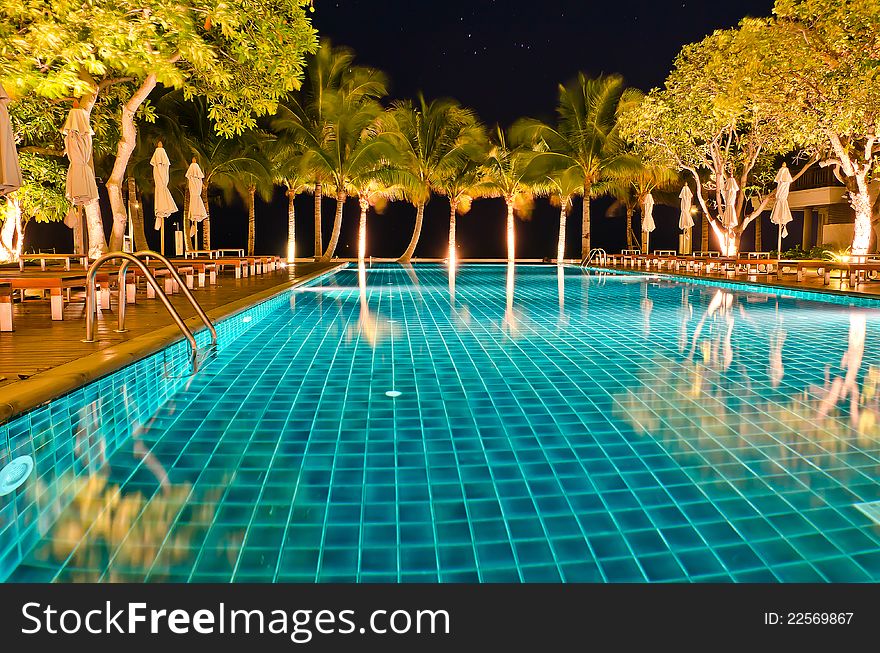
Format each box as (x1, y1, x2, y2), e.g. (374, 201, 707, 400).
(273, 40, 387, 259)
(381, 95, 484, 262)
(268, 140, 311, 261)
(514, 73, 643, 258)
(436, 158, 487, 263)
(476, 127, 538, 262)
(604, 163, 679, 251)
(299, 88, 395, 261)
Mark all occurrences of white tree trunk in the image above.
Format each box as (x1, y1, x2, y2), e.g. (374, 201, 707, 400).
(106, 73, 159, 251)
(287, 189, 296, 261)
(557, 200, 567, 262)
(448, 201, 457, 264)
(358, 197, 368, 262)
(0, 198, 20, 262)
(320, 190, 346, 261)
(506, 198, 515, 263)
(84, 200, 106, 258)
(850, 173, 872, 257)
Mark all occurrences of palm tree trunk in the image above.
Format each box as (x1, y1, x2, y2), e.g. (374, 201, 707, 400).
(314, 182, 322, 259)
(127, 177, 148, 251)
(247, 185, 256, 256)
(182, 185, 191, 254)
(106, 73, 158, 251)
(287, 188, 296, 261)
(625, 206, 634, 250)
(399, 202, 425, 262)
(506, 198, 515, 263)
(581, 185, 591, 259)
(448, 200, 457, 263)
(754, 215, 762, 251)
(701, 214, 709, 252)
(358, 197, 368, 262)
(321, 190, 346, 261)
(557, 200, 568, 262)
(201, 184, 211, 250)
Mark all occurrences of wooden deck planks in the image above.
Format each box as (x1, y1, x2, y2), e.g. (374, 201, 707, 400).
(0, 261, 334, 388)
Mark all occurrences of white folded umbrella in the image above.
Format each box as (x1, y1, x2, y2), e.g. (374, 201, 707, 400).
(62, 107, 99, 205)
(721, 176, 739, 230)
(678, 185, 694, 230)
(770, 165, 793, 252)
(186, 160, 208, 237)
(151, 143, 178, 230)
(0, 83, 22, 196)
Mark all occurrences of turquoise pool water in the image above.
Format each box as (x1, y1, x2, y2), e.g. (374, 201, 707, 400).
(3, 263, 880, 582)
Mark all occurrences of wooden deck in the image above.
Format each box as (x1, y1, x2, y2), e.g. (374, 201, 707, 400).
(0, 261, 336, 389)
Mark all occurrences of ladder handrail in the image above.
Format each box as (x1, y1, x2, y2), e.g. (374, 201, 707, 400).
(121, 250, 217, 346)
(581, 248, 607, 267)
(84, 253, 200, 370)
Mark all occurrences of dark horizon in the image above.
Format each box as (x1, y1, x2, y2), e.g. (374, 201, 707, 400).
(26, 0, 778, 259)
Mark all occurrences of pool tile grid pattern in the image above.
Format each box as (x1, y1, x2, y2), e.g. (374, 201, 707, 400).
(5, 264, 880, 582)
(0, 273, 334, 582)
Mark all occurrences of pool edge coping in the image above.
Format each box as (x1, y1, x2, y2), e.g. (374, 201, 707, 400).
(0, 262, 348, 425)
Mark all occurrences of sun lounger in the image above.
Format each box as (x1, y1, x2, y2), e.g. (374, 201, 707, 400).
(19, 253, 89, 272)
(0, 271, 88, 321)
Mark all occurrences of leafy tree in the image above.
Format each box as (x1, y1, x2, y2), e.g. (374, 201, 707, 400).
(380, 95, 484, 262)
(515, 74, 642, 258)
(273, 40, 386, 258)
(619, 24, 815, 254)
(0, 0, 317, 252)
(764, 0, 880, 255)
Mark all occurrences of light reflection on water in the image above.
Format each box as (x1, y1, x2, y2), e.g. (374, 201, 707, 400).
(7, 265, 880, 582)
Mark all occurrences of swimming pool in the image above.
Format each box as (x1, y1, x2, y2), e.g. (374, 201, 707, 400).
(3, 263, 880, 582)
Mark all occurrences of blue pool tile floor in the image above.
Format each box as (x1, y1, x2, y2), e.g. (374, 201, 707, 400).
(4, 263, 880, 582)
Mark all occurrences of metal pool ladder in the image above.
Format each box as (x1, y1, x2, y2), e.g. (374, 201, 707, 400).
(581, 248, 607, 267)
(83, 251, 217, 371)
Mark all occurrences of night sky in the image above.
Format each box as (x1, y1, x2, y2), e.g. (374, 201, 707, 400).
(30, 0, 778, 258)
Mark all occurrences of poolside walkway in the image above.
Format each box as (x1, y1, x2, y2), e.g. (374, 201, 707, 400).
(0, 260, 337, 398)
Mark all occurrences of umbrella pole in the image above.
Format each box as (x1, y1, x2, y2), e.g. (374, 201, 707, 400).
(160, 219, 165, 255)
(777, 224, 782, 257)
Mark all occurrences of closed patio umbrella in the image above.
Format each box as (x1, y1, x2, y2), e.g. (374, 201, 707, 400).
(185, 158, 208, 238)
(721, 176, 740, 229)
(770, 164, 793, 255)
(641, 192, 656, 254)
(61, 107, 99, 205)
(679, 185, 694, 254)
(0, 83, 22, 196)
(151, 142, 177, 254)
